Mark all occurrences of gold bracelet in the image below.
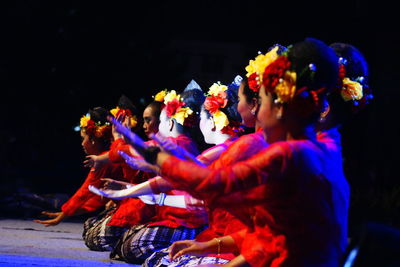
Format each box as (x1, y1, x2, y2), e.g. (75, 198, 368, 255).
(213, 237, 222, 256)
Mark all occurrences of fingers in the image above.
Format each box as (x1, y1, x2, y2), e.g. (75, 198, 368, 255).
(41, 211, 58, 218)
(172, 246, 197, 261)
(100, 178, 114, 182)
(33, 219, 57, 227)
(168, 240, 191, 260)
(88, 185, 107, 197)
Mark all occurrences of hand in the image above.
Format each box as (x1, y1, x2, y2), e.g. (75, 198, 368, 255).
(150, 133, 204, 165)
(83, 155, 101, 170)
(101, 178, 132, 190)
(108, 116, 148, 155)
(150, 133, 185, 159)
(118, 151, 158, 173)
(168, 240, 210, 260)
(105, 200, 117, 210)
(33, 211, 67, 227)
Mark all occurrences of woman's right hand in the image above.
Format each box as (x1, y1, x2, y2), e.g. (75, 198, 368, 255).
(33, 211, 67, 227)
(168, 240, 211, 260)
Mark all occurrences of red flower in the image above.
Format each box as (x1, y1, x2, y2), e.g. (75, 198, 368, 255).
(115, 108, 132, 121)
(248, 72, 260, 92)
(262, 56, 291, 92)
(85, 120, 97, 136)
(204, 94, 227, 114)
(338, 64, 346, 80)
(165, 98, 185, 117)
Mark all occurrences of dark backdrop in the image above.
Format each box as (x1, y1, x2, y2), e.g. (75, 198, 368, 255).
(1, 1, 399, 232)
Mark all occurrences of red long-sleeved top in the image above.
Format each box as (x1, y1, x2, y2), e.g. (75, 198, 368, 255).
(160, 134, 349, 267)
(107, 138, 157, 228)
(147, 134, 209, 229)
(61, 151, 123, 217)
(194, 131, 268, 261)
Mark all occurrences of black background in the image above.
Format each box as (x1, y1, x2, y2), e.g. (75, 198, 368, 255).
(1, 1, 399, 231)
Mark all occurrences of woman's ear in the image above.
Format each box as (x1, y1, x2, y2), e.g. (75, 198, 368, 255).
(275, 103, 284, 120)
(211, 117, 216, 132)
(250, 97, 259, 115)
(169, 119, 174, 132)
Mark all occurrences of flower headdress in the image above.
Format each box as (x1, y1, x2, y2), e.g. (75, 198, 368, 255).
(110, 107, 138, 128)
(79, 113, 111, 138)
(204, 81, 243, 136)
(245, 45, 281, 92)
(153, 89, 168, 103)
(337, 57, 373, 107)
(163, 90, 194, 126)
(262, 52, 328, 119)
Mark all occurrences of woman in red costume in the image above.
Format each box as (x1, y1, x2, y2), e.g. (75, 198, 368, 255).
(82, 95, 157, 251)
(33, 107, 123, 229)
(113, 38, 349, 267)
(91, 77, 247, 266)
(102, 83, 211, 265)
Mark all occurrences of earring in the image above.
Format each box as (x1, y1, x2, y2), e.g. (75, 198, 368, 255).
(276, 113, 282, 120)
(251, 110, 256, 115)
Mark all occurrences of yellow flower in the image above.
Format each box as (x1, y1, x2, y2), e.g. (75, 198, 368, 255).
(130, 116, 138, 128)
(164, 90, 180, 104)
(275, 71, 297, 103)
(341, 77, 363, 102)
(213, 110, 229, 131)
(110, 107, 120, 117)
(80, 114, 91, 128)
(154, 90, 167, 102)
(245, 46, 280, 82)
(172, 107, 193, 125)
(208, 82, 228, 96)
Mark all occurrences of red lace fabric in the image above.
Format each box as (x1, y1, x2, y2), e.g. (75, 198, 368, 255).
(161, 137, 349, 266)
(107, 138, 158, 228)
(61, 151, 123, 216)
(147, 134, 209, 229)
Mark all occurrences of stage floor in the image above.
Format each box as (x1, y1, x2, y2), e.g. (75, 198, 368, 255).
(0, 218, 138, 266)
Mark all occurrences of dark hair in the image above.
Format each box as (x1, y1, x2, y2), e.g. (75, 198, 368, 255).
(283, 37, 339, 124)
(87, 106, 112, 149)
(89, 106, 110, 125)
(180, 87, 208, 151)
(325, 42, 371, 127)
(117, 94, 139, 116)
(241, 78, 257, 104)
(146, 101, 163, 119)
(330, 43, 368, 79)
(288, 38, 339, 94)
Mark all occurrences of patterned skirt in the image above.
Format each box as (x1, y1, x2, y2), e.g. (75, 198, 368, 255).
(143, 248, 229, 267)
(110, 224, 207, 265)
(82, 207, 128, 251)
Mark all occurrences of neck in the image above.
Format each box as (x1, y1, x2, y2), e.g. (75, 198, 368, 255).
(286, 124, 316, 141)
(210, 132, 231, 145)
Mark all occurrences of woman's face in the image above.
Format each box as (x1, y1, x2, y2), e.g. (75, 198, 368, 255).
(199, 108, 214, 144)
(81, 130, 97, 155)
(257, 86, 280, 135)
(237, 83, 256, 127)
(143, 106, 159, 138)
(158, 108, 170, 137)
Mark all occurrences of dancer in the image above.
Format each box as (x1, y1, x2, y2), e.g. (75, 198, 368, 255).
(104, 84, 209, 264)
(82, 95, 157, 251)
(111, 38, 348, 266)
(34, 107, 122, 227)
